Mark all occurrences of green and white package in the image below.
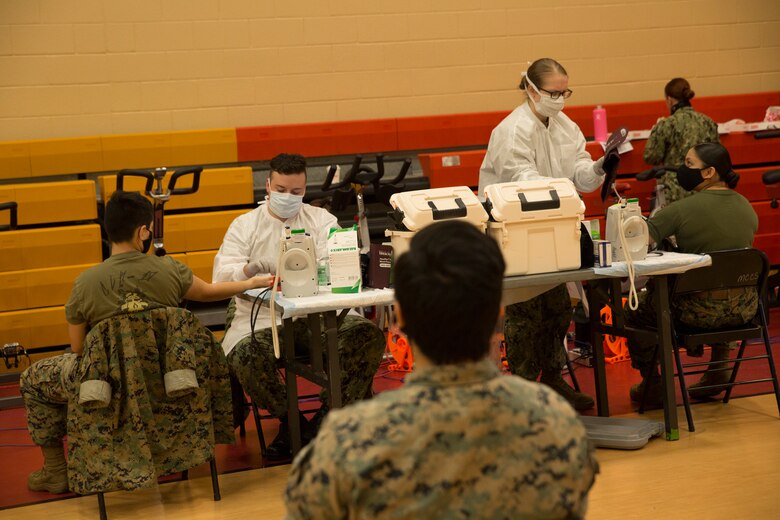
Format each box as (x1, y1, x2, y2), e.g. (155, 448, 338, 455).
(327, 226, 361, 293)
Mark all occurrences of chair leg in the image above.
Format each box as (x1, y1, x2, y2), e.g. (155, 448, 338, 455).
(758, 310, 780, 415)
(766, 340, 780, 416)
(97, 492, 107, 520)
(723, 340, 747, 404)
(563, 338, 581, 393)
(674, 344, 695, 432)
(210, 458, 221, 502)
(251, 401, 266, 458)
(231, 375, 248, 437)
(239, 388, 248, 437)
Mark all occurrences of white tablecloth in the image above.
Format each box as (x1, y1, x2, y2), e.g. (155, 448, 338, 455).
(244, 287, 395, 319)
(244, 252, 711, 318)
(593, 251, 712, 277)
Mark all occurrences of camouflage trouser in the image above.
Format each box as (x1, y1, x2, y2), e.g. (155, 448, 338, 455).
(625, 281, 758, 371)
(227, 315, 385, 419)
(19, 353, 79, 446)
(504, 284, 572, 380)
(659, 171, 694, 205)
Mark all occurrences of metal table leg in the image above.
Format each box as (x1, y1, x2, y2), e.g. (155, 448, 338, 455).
(587, 281, 609, 417)
(283, 317, 302, 455)
(655, 276, 679, 441)
(323, 311, 342, 408)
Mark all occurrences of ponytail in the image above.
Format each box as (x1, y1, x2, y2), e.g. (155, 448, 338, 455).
(518, 76, 528, 90)
(665, 77, 695, 101)
(724, 170, 740, 189)
(693, 142, 739, 189)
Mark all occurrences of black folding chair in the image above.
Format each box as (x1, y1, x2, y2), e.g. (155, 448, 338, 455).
(225, 299, 322, 461)
(642, 248, 780, 431)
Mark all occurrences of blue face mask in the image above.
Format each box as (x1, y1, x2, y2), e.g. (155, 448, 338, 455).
(268, 191, 303, 219)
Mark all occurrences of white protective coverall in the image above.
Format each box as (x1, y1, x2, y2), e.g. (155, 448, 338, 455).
(478, 102, 604, 197)
(213, 201, 337, 355)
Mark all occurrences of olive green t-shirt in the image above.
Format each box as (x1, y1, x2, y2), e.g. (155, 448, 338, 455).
(647, 189, 758, 254)
(65, 251, 194, 327)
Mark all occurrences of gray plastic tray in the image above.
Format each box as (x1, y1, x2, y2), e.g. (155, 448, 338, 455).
(579, 416, 664, 450)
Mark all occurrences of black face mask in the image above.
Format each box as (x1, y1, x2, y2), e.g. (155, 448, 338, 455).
(140, 226, 153, 254)
(141, 236, 153, 254)
(676, 165, 705, 192)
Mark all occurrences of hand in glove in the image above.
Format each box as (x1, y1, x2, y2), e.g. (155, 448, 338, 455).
(594, 156, 607, 176)
(243, 257, 277, 277)
(593, 154, 621, 177)
(598, 152, 622, 203)
(598, 126, 628, 202)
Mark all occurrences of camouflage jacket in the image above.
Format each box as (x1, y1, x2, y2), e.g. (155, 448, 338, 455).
(66, 307, 233, 494)
(285, 359, 598, 520)
(643, 107, 720, 203)
(643, 106, 719, 168)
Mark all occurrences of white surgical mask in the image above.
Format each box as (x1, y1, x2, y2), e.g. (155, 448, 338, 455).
(525, 75, 565, 118)
(268, 191, 303, 219)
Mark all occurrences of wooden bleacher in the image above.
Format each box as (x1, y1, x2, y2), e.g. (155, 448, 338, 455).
(0, 90, 778, 371)
(415, 92, 780, 262)
(417, 148, 779, 254)
(97, 166, 254, 212)
(97, 166, 255, 284)
(1, 91, 776, 181)
(0, 180, 97, 227)
(0, 183, 102, 375)
(0, 166, 255, 376)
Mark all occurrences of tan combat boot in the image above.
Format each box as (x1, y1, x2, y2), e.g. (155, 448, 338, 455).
(629, 366, 664, 409)
(688, 345, 733, 399)
(540, 373, 595, 411)
(28, 444, 69, 494)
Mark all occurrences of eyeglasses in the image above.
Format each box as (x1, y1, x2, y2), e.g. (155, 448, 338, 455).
(538, 87, 573, 100)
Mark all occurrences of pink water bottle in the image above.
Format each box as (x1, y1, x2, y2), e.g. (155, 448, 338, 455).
(593, 105, 608, 142)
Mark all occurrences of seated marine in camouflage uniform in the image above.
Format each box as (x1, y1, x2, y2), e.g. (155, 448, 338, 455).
(627, 143, 758, 407)
(285, 220, 598, 519)
(20, 191, 273, 494)
(212, 153, 386, 461)
(643, 77, 719, 205)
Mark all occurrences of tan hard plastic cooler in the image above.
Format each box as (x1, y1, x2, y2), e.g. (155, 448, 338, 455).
(484, 178, 584, 275)
(386, 186, 488, 257)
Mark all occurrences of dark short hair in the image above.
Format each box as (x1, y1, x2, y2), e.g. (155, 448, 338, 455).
(269, 153, 307, 179)
(693, 142, 739, 189)
(665, 77, 695, 101)
(519, 58, 568, 92)
(105, 191, 153, 243)
(394, 221, 505, 365)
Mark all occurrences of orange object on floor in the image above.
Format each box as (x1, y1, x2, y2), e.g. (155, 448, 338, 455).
(600, 300, 631, 364)
(386, 326, 413, 372)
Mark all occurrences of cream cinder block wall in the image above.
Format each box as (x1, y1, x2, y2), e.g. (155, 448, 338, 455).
(0, 0, 778, 141)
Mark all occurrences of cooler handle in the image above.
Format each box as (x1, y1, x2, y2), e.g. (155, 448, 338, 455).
(428, 197, 467, 220)
(518, 190, 560, 211)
